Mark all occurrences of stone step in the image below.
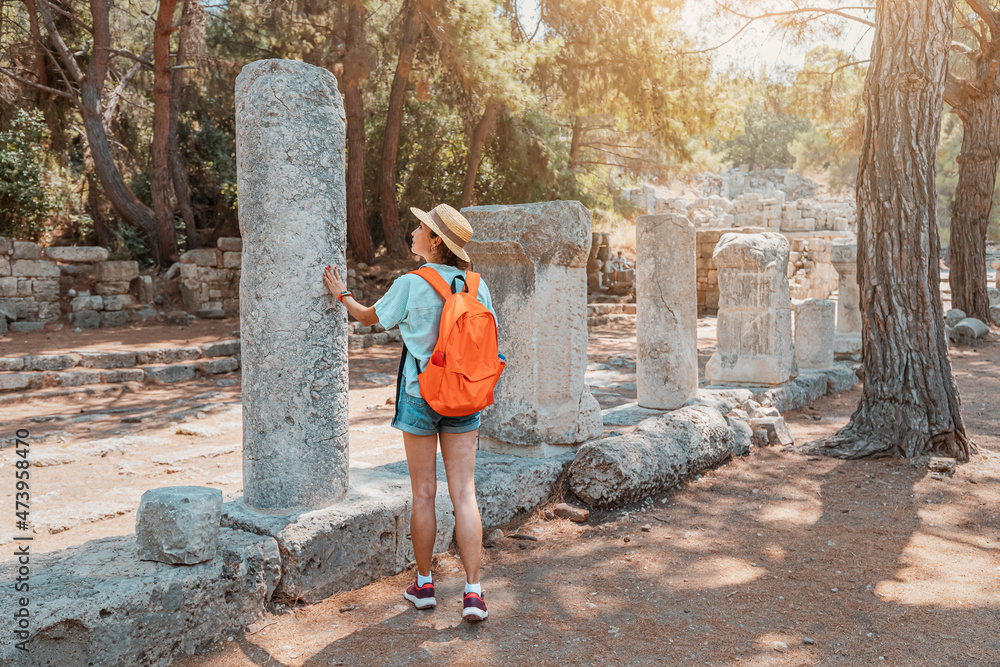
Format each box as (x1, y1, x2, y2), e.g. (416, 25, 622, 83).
(588, 313, 637, 327)
(0, 357, 241, 394)
(587, 303, 637, 316)
(0, 339, 241, 374)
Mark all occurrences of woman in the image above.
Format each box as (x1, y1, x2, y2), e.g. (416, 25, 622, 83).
(323, 203, 494, 622)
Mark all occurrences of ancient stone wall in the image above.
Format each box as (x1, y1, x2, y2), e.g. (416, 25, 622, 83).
(0, 238, 152, 334)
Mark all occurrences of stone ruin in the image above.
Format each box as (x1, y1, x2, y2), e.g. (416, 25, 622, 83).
(0, 240, 154, 334)
(0, 59, 863, 667)
(623, 172, 857, 315)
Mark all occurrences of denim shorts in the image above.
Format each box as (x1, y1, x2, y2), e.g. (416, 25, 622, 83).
(391, 390, 481, 436)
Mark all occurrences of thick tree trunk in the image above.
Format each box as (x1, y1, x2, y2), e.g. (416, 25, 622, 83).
(86, 169, 112, 248)
(344, 1, 375, 264)
(379, 0, 422, 256)
(169, 0, 198, 251)
(817, 0, 973, 460)
(80, 0, 161, 260)
(152, 0, 180, 263)
(24, 0, 48, 104)
(460, 101, 499, 208)
(948, 69, 1000, 323)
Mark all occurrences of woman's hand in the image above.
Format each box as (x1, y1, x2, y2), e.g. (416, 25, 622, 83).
(323, 265, 347, 297)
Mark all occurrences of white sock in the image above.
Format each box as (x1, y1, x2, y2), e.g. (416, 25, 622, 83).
(465, 581, 482, 595)
(417, 571, 433, 587)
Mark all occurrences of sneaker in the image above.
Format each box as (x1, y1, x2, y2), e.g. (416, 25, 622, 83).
(462, 591, 488, 621)
(403, 580, 436, 610)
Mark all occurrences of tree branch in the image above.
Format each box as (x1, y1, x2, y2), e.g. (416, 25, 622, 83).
(103, 48, 154, 69)
(0, 66, 76, 100)
(103, 59, 143, 128)
(685, 4, 874, 56)
(964, 0, 1000, 38)
(38, 0, 93, 33)
(35, 0, 84, 82)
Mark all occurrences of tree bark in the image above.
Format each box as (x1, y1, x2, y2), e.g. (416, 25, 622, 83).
(152, 0, 180, 263)
(169, 0, 198, 251)
(816, 0, 973, 461)
(947, 57, 1000, 323)
(460, 101, 499, 208)
(344, 0, 375, 264)
(568, 115, 583, 169)
(379, 0, 422, 256)
(24, 0, 48, 104)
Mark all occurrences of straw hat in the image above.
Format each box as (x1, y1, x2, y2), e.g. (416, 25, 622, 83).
(410, 204, 473, 263)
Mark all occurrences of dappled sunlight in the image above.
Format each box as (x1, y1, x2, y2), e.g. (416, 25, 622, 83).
(875, 532, 1000, 608)
(755, 497, 824, 526)
(669, 555, 766, 590)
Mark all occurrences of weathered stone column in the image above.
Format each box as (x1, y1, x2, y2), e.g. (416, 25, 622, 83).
(831, 239, 862, 356)
(236, 60, 348, 511)
(706, 232, 797, 386)
(794, 298, 835, 370)
(462, 201, 603, 456)
(635, 214, 698, 409)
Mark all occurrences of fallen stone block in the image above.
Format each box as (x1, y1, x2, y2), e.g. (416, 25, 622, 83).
(29, 451, 78, 467)
(198, 308, 226, 319)
(136, 486, 224, 565)
(552, 503, 590, 522)
(989, 287, 1000, 308)
(201, 339, 241, 357)
(142, 363, 197, 383)
(165, 310, 191, 326)
(748, 416, 794, 446)
(76, 350, 137, 368)
(750, 406, 780, 419)
(944, 308, 967, 328)
(23, 353, 80, 371)
(992, 305, 1000, 327)
(0, 529, 280, 667)
(44, 246, 109, 263)
(949, 317, 988, 345)
(130, 274, 154, 304)
(136, 346, 202, 365)
(729, 417, 753, 456)
(928, 457, 956, 475)
(568, 403, 739, 508)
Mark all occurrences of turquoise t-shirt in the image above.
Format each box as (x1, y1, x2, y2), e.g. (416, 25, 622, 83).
(374, 263, 495, 398)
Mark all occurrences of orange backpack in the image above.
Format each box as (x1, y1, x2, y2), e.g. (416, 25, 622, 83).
(407, 266, 505, 417)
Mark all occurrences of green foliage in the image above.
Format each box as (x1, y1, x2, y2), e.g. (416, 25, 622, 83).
(720, 100, 810, 171)
(0, 109, 57, 239)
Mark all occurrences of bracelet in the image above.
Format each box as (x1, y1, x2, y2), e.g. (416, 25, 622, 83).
(337, 290, 353, 303)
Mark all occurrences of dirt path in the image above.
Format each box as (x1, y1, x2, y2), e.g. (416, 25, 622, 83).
(170, 332, 1000, 667)
(4, 320, 999, 666)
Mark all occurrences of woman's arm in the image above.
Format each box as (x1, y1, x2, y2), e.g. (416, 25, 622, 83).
(323, 265, 380, 326)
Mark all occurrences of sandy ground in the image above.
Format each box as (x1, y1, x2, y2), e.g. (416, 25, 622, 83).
(3, 317, 1000, 667)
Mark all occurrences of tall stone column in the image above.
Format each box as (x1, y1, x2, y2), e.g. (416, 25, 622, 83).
(635, 214, 698, 409)
(831, 239, 862, 356)
(794, 298, 836, 370)
(462, 201, 603, 456)
(236, 60, 349, 511)
(706, 232, 797, 386)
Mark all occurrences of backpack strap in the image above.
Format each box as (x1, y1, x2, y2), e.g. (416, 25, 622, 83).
(410, 266, 480, 299)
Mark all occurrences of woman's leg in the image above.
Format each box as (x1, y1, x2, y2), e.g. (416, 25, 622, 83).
(403, 432, 439, 578)
(439, 429, 481, 584)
